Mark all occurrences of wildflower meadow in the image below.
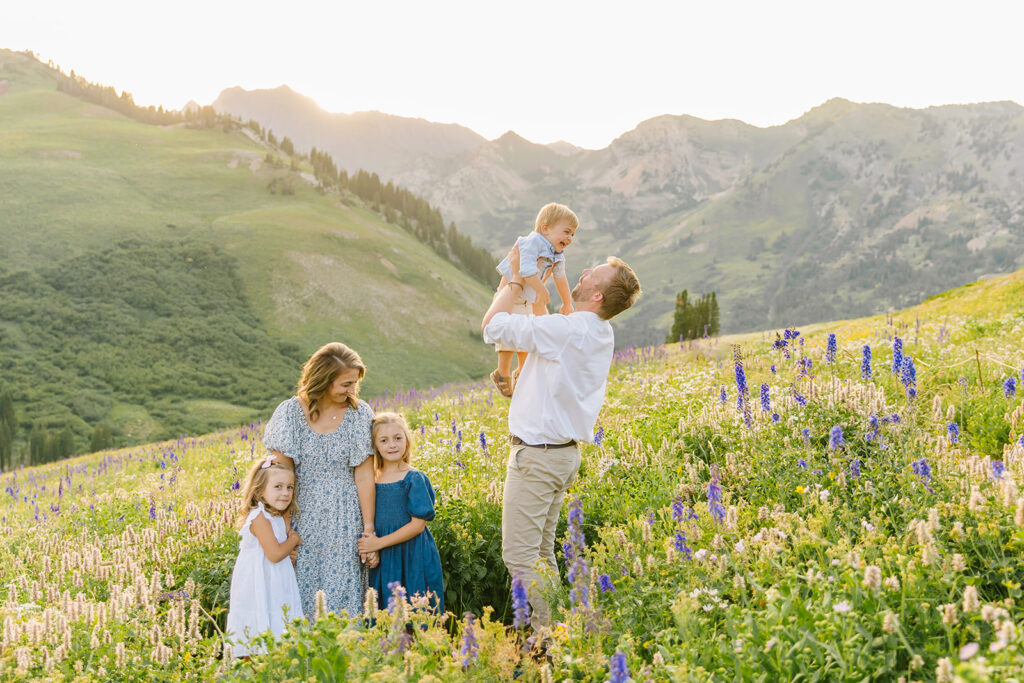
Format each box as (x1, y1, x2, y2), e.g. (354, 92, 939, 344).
(3, 269, 1024, 681)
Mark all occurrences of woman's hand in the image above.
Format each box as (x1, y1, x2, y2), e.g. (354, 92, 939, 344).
(366, 551, 380, 568)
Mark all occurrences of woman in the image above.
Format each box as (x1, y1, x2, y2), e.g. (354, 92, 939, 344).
(264, 342, 377, 620)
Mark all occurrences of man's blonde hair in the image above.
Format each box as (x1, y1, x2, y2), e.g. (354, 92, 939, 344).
(598, 257, 641, 320)
(535, 203, 579, 232)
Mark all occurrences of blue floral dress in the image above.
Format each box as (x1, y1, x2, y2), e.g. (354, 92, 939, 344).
(263, 396, 373, 620)
(369, 469, 445, 613)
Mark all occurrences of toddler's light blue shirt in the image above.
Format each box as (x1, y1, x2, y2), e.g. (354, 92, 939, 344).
(496, 232, 566, 302)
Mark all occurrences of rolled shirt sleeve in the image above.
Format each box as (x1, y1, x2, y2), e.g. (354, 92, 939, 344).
(483, 312, 571, 360)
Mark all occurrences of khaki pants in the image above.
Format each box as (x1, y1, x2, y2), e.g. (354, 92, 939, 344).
(501, 443, 581, 628)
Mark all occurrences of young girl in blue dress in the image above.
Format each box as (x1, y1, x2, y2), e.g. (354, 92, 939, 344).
(357, 412, 444, 613)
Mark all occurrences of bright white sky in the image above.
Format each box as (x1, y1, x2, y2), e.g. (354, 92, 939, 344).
(5, 0, 1022, 149)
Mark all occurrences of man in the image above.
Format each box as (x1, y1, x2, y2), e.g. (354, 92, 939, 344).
(481, 248, 641, 628)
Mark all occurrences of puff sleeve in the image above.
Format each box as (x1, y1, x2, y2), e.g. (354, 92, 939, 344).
(347, 401, 374, 467)
(406, 471, 436, 522)
(264, 398, 301, 462)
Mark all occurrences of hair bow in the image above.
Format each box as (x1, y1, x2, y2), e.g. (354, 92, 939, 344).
(260, 454, 275, 469)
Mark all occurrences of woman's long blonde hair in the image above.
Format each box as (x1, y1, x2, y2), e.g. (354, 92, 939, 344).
(371, 412, 414, 471)
(297, 342, 366, 421)
(236, 458, 299, 528)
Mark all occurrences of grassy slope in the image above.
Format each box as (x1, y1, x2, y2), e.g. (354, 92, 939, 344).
(0, 50, 493, 446)
(3, 265, 1023, 679)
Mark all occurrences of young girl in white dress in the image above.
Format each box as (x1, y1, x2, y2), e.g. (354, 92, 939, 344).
(226, 455, 304, 658)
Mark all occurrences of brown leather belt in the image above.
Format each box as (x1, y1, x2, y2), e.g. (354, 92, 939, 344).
(510, 434, 578, 449)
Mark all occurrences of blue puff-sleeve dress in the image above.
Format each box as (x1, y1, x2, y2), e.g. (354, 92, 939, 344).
(370, 469, 445, 613)
(263, 396, 374, 621)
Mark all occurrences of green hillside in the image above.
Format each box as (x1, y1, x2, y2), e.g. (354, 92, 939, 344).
(0, 50, 494, 456)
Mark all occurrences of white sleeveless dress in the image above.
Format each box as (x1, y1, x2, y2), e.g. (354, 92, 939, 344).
(226, 502, 304, 657)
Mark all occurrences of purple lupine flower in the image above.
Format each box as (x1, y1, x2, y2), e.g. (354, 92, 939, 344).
(566, 499, 590, 609)
(719, 386, 727, 405)
(460, 613, 479, 668)
(598, 574, 615, 593)
(861, 345, 872, 379)
(772, 412, 780, 422)
(892, 337, 903, 374)
(992, 460, 1006, 480)
(900, 356, 916, 390)
(912, 457, 934, 493)
(609, 652, 630, 683)
(801, 428, 811, 442)
(707, 473, 726, 522)
(511, 576, 531, 629)
(850, 459, 861, 478)
(771, 364, 777, 374)
(798, 356, 813, 378)
(734, 348, 748, 410)
(825, 333, 837, 365)
(386, 581, 407, 614)
(797, 459, 808, 468)
(793, 389, 807, 408)
(594, 425, 604, 445)
(673, 532, 693, 559)
(671, 497, 686, 523)
(865, 413, 880, 443)
(230, 480, 240, 491)
(947, 423, 959, 445)
(829, 426, 845, 450)
(479, 431, 487, 450)
(1005, 377, 1017, 398)
(760, 383, 770, 412)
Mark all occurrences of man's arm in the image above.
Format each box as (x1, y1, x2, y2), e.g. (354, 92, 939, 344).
(554, 274, 573, 315)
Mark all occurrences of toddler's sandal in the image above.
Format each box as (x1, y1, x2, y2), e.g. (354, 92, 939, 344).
(490, 369, 514, 398)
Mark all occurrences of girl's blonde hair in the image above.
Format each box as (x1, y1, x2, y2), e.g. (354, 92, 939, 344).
(371, 412, 414, 471)
(297, 342, 366, 421)
(236, 458, 299, 528)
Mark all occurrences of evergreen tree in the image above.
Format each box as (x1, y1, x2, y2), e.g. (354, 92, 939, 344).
(0, 422, 9, 472)
(91, 423, 112, 452)
(667, 290, 721, 342)
(709, 292, 721, 336)
(59, 426, 76, 459)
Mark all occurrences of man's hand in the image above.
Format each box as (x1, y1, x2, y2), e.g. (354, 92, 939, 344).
(559, 302, 575, 315)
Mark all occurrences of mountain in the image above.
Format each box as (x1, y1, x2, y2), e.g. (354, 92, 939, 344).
(212, 85, 486, 179)
(0, 50, 495, 454)
(215, 86, 1024, 346)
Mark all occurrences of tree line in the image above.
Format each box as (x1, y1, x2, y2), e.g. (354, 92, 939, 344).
(667, 290, 720, 342)
(306, 147, 498, 286)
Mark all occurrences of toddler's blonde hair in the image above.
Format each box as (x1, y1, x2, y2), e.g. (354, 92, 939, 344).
(535, 203, 579, 232)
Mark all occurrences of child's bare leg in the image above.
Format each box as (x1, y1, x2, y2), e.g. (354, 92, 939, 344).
(531, 301, 547, 316)
(515, 351, 528, 379)
(497, 350, 514, 377)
